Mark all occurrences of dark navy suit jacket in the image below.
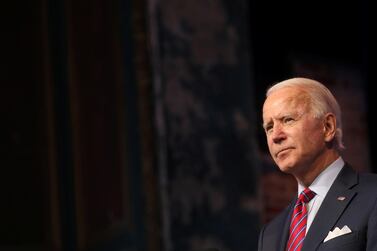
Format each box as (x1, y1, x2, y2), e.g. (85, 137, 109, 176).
(258, 164, 377, 251)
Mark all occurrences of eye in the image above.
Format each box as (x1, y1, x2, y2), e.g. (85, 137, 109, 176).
(283, 117, 294, 124)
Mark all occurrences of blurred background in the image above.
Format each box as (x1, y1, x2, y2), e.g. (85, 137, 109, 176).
(1, 0, 373, 250)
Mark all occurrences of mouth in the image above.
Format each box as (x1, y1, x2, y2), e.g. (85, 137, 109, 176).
(275, 147, 293, 158)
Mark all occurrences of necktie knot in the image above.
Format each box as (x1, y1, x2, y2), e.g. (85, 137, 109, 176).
(299, 188, 316, 204)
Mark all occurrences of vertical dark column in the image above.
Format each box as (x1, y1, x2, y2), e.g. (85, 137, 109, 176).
(47, 0, 77, 250)
(363, 0, 375, 173)
(1, 1, 59, 250)
(120, 0, 147, 249)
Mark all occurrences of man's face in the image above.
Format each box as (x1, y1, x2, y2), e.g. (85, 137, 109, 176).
(262, 87, 326, 175)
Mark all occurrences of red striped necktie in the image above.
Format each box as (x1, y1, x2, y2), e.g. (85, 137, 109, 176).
(286, 188, 316, 251)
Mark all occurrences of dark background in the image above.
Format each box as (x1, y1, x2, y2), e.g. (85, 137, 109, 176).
(1, 0, 373, 251)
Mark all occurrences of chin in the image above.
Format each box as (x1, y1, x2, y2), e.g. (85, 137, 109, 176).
(276, 160, 296, 174)
(277, 166, 293, 174)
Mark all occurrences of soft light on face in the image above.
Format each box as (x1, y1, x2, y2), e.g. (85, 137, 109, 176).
(262, 87, 327, 175)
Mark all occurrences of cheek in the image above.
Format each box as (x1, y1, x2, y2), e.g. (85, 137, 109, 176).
(300, 127, 325, 149)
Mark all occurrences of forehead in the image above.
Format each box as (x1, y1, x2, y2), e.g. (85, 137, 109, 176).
(262, 88, 309, 120)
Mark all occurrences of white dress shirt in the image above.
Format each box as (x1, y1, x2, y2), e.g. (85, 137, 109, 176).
(297, 157, 345, 234)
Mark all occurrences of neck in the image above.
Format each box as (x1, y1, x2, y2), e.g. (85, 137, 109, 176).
(295, 150, 340, 187)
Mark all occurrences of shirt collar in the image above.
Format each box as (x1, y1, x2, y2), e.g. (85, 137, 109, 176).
(298, 157, 345, 198)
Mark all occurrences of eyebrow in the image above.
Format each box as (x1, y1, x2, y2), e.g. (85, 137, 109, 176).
(262, 112, 300, 130)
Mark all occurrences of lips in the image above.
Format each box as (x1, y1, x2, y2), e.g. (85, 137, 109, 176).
(275, 147, 293, 158)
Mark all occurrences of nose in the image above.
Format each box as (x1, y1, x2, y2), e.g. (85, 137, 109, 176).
(271, 124, 286, 144)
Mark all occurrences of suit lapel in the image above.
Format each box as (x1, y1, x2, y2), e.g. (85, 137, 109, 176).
(302, 164, 358, 251)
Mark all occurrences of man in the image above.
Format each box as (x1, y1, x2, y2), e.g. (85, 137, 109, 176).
(258, 77, 377, 251)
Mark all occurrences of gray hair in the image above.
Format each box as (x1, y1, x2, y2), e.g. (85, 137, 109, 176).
(266, 77, 345, 151)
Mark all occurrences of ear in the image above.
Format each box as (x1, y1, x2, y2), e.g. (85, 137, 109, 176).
(323, 113, 337, 142)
